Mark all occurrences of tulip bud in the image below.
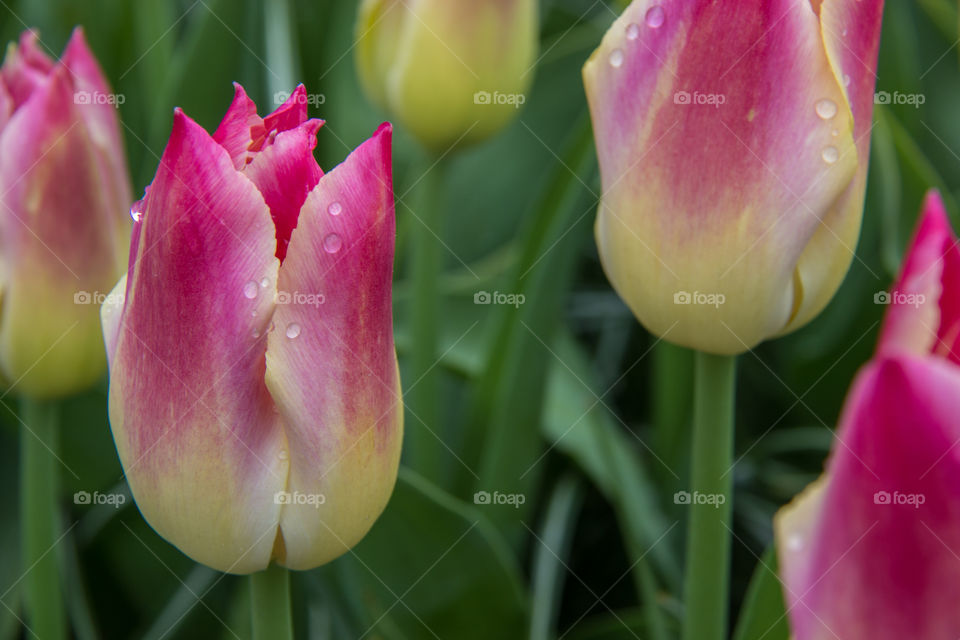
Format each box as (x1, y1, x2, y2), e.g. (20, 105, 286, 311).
(775, 191, 960, 639)
(583, 0, 883, 353)
(0, 28, 131, 397)
(355, 0, 537, 152)
(101, 85, 402, 573)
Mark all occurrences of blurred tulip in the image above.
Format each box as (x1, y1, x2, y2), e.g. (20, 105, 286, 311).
(0, 28, 130, 397)
(775, 191, 960, 639)
(355, 0, 537, 152)
(583, 0, 883, 353)
(101, 85, 402, 573)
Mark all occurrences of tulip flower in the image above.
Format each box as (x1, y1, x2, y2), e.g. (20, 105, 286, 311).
(355, 0, 538, 152)
(583, 0, 884, 353)
(0, 28, 130, 397)
(775, 191, 960, 639)
(101, 84, 402, 573)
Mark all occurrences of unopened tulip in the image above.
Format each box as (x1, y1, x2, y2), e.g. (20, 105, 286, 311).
(583, 0, 883, 353)
(101, 85, 402, 573)
(775, 191, 960, 639)
(355, 0, 537, 152)
(0, 28, 130, 397)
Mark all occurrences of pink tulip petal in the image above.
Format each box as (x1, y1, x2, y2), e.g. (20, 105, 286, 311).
(0, 31, 54, 108)
(0, 63, 126, 396)
(878, 190, 960, 362)
(242, 119, 324, 262)
(0, 80, 12, 131)
(212, 83, 263, 169)
(782, 0, 885, 332)
(584, 0, 857, 352)
(264, 123, 402, 570)
(261, 84, 309, 140)
(107, 109, 287, 573)
(776, 355, 960, 639)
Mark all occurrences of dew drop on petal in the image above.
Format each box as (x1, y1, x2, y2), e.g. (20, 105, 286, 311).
(645, 5, 665, 28)
(243, 281, 259, 299)
(277, 449, 289, 461)
(815, 99, 837, 120)
(822, 146, 839, 164)
(625, 23, 641, 40)
(286, 323, 301, 339)
(260, 277, 270, 288)
(609, 48, 624, 68)
(323, 233, 342, 254)
(252, 328, 261, 338)
(843, 74, 851, 87)
(786, 534, 803, 552)
(328, 201, 342, 216)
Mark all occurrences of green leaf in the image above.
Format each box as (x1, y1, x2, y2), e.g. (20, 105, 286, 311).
(732, 547, 789, 640)
(331, 468, 528, 639)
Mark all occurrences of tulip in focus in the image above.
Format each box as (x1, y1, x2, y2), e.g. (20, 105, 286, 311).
(355, 0, 538, 152)
(101, 85, 402, 573)
(775, 191, 960, 639)
(583, 0, 883, 353)
(0, 28, 130, 397)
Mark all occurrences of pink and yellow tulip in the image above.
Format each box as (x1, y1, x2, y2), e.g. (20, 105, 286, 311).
(355, 0, 538, 152)
(0, 28, 130, 397)
(775, 191, 960, 639)
(101, 85, 402, 573)
(583, 0, 883, 353)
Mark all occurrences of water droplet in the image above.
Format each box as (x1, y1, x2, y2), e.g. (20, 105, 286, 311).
(625, 23, 641, 40)
(328, 201, 342, 216)
(252, 328, 261, 338)
(831, 129, 838, 137)
(843, 74, 851, 87)
(645, 5, 665, 28)
(815, 99, 837, 120)
(243, 281, 259, 299)
(609, 48, 624, 68)
(260, 277, 269, 288)
(323, 233, 342, 254)
(787, 534, 803, 552)
(130, 210, 142, 222)
(842, 28, 848, 36)
(822, 146, 839, 164)
(285, 323, 301, 339)
(277, 449, 289, 461)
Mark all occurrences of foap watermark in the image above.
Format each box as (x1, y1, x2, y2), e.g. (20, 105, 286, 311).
(473, 490, 526, 509)
(74, 490, 126, 508)
(277, 290, 325, 308)
(873, 490, 925, 509)
(674, 491, 726, 508)
(274, 491, 326, 508)
(474, 290, 525, 308)
(673, 90, 726, 108)
(874, 290, 925, 308)
(74, 90, 125, 107)
(473, 90, 526, 109)
(874, 91, 925, 108)
(274, 90, 325, 106)
(673, 290, 725, 308)
(74, 290, 124, 306)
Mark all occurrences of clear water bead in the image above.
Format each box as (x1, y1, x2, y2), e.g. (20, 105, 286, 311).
(328, 201, 342, 216)
(815, 99, 837, 120)
(243, 281, 258, 299)
(323, 233, 342, 254)
(609, 48, 624, 68)
(822, 146, 839, 164)
(645, 5, 665, 28)
(285, 323, 301, 339)
(626, 23, 641, 40)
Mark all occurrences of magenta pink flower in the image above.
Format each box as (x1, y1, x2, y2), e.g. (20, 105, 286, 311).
(776, 191, 960, 639)
(101, 85, 402, 573)
(0, 28, 131, 397)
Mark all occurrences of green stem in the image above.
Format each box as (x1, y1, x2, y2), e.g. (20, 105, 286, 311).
(20, 398, 65, 640)
(409, 158, 446, 481)
(682, 352, 736, 640)
(250, 564, 293, 639)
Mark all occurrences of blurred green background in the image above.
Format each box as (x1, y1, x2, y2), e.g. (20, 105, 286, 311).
(0, 0, 957, 638)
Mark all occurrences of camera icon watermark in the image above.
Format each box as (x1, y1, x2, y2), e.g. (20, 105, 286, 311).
(274, 90, 325, 106)
(873, 490, 925, 509)
(673, 90, 726, 108)
(873, 290, 925, 308)
(276, 290, 325, 308)
(73, 490, 126, 508)
(473, 490, 525, 509)
(473, 90, 526, 109)
(673, 290, 725, 308)
(274, 490, 326, 508)
(673, 490, 726, 508)
(874, 90, 924, 108)
(74, 290, 124, 306)
(474, 291, 525, 308)
(73, 90, 125, 107)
